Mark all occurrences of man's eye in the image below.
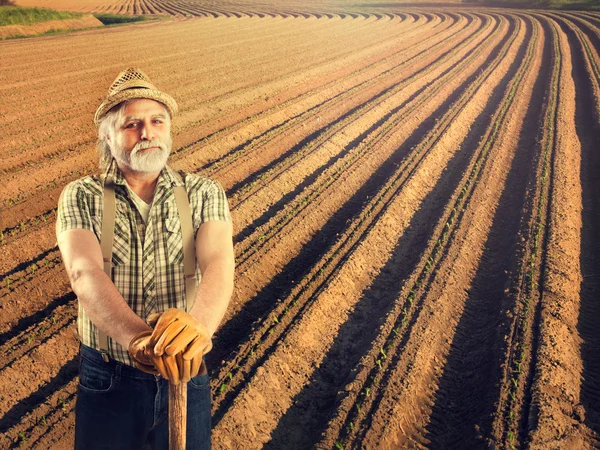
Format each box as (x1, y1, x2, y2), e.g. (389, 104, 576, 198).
(125, 123, 138, 129)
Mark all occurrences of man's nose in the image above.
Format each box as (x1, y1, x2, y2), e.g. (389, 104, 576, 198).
(140, 122, 154, 140)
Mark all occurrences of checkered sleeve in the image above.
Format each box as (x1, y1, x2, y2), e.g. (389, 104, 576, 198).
(190, 178, 231, 231)
(56, 180, 93, 235)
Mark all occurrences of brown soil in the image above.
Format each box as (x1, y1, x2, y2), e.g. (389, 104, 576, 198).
(1, 3, 598, 449)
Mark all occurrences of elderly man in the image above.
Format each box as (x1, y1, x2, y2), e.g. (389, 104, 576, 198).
(56, 68, 234, 449)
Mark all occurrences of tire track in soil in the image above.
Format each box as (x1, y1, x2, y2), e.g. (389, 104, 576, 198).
(322, 13, 536, 450)
(207, 13, 500, 409)
(209, 13, 519, 448)
(423, 14, 547, 450)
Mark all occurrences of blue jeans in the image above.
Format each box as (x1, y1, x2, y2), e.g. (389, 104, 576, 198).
(75, 344, 211, 450)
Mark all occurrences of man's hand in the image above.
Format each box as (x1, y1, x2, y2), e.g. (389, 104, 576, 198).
(147, 309, 212, 384)
(128, 330, 159, 375)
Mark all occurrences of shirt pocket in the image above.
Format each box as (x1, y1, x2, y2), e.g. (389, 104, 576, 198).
(165, 215, 184, 265)
(90, 215, 131, 266)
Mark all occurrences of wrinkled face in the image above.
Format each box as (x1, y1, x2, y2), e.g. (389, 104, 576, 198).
(109, 99, 172, 173)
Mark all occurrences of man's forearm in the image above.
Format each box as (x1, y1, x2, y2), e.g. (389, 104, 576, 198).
(189, 258, 234, 337)
(71, 267, 150, 348)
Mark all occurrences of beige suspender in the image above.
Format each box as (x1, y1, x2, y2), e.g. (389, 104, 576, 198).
(97, 171, 196, 361)
(173, 179, 197, 314)
(98, 175, 115, 362)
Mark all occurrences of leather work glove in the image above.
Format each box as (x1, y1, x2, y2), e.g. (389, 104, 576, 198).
(127, 330, 160, 375)
(148, 309, 212, 384)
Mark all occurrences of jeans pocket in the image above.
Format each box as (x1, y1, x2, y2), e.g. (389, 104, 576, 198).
(189, 373, 210, 390)
(79, 356, 115, 393)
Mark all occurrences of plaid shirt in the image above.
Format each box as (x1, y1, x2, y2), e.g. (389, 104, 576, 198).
(56, 160, 231, 366)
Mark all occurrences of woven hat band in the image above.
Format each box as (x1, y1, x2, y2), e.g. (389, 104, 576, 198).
(109, 79, 157, 95)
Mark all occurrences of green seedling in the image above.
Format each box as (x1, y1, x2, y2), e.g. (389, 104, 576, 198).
(380, 348, 387, 359)
(227, 372, 233, 381)
(219, 384, 227, 395)
(376, 359, 382, 370)
(335, 442, 343, 449)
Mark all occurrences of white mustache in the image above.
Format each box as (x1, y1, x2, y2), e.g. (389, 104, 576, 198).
(133, 140, 167, 154)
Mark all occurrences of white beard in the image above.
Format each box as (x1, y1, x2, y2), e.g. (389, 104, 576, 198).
(112, 136, 172, 173)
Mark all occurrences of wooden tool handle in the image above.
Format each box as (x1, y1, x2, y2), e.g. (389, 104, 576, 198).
(169, 382, 187, 450)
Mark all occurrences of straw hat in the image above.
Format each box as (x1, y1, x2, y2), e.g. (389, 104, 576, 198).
(94, 68, 178, 125)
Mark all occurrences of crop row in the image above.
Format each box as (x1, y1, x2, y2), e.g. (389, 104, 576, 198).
(492, 15, 556, 449)
(329, 14, 535, 449)
(210, 9, 508, 431)
(231, 14, 491, 267)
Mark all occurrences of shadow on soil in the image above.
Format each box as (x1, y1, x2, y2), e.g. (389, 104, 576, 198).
(262, 110, 476, 450)
(0, 355, 78, 434)
(0, 293, 76, 346)
(566, 14, 600, 439)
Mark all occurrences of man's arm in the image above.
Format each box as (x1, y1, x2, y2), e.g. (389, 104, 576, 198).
(57, 228, 151, 348)
(188, 220, 235, 336)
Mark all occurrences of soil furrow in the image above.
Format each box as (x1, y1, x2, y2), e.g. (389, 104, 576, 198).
(207, 14, 528, 448)
(326, 14, 538, 449)
(424, 14, 547, 450)
(229, 14, 492, 260)
(0, 16, 436, 229)
(211, 8, 496, 370)
(527, 12, 595, 450)
(210, 14, 505, 424)
(0, 15, 481, 339)
(488, 14, 563, 449)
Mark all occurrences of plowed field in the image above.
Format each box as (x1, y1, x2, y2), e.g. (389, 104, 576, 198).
(1, 2, 599, 449)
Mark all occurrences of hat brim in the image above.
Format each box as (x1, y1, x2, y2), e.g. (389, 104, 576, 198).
(94, 88, 178, 125)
